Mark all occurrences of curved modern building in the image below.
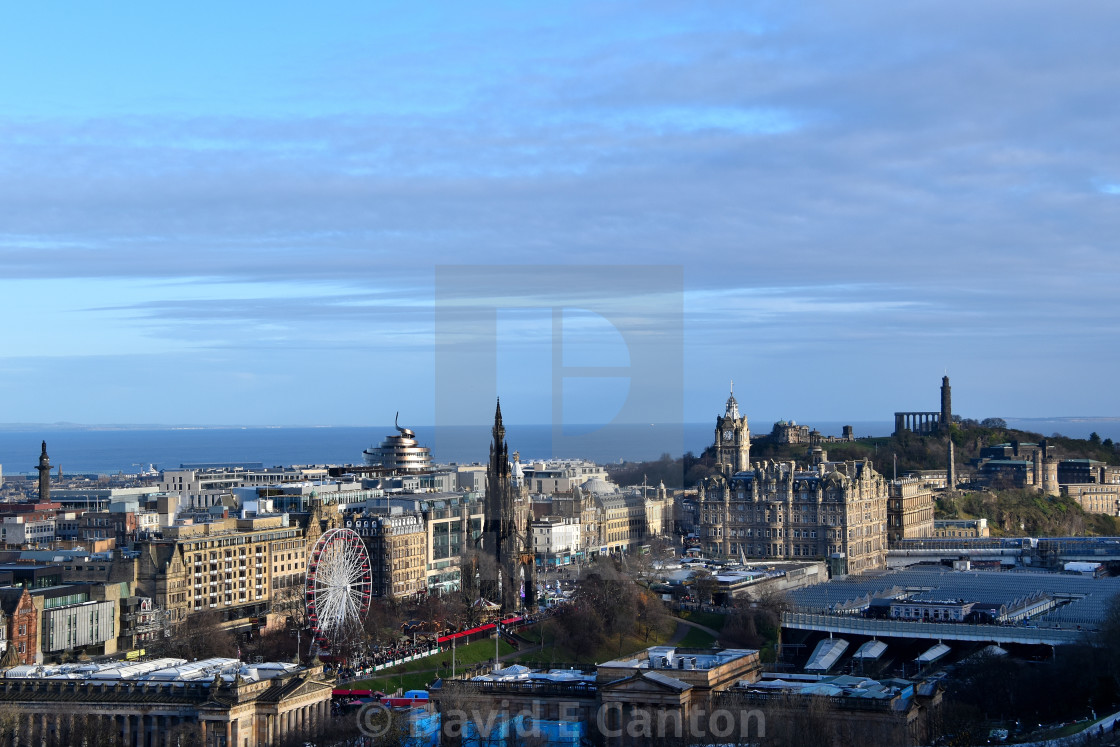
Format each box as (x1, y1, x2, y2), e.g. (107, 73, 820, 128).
(362, 414, 432, 473)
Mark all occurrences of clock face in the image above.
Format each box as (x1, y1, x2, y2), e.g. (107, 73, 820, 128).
(723, 429, 733, 441)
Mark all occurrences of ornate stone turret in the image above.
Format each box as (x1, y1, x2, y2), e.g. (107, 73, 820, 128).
(715, 381, 750, 476)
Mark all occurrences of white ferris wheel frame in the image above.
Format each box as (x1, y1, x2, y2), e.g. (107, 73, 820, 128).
(304, 527, 373, 648)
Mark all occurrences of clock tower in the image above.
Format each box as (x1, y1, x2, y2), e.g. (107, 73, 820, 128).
(715, 382, 750, 475)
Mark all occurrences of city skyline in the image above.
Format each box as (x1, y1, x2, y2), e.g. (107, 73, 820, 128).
(2, 2, 1118, 426)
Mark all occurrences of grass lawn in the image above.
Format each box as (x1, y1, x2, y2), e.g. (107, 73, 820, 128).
(676, 626, 717, 648)
(349, 637, 517, 693)
(1013, 718, 1102, 744)
(511, 619, 677, 667)
(517, 625, 544, 644)
(677, 609, 728, 631)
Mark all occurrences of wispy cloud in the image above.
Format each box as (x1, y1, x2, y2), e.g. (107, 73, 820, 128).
(1, 1, 1118, 422)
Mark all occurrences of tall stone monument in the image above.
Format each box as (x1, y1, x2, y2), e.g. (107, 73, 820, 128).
(940, 376, 952, 433)
(481, 400, 536, 612)
(36, 441, 51, 503)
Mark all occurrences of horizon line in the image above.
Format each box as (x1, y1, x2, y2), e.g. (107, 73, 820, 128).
(0, 416, 1116, 430)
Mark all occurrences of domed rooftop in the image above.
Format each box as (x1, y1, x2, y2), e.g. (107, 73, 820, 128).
(580, 476, 619, 495)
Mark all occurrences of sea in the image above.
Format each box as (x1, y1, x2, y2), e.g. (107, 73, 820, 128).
(0, 417, 1114, 477)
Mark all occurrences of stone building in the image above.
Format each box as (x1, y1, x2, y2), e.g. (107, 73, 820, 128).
(433, 645, 763, 745)
(715, 385, 750, 476)
(521, 459, 609, 494)
(1056, 460, 1120, 515)
(974, 440, 1059, 495)
(894, 376, 953, 436)
(699, 458, 889, 575)
(932, 518, 989, 538)
(546, 487, 603, 560)
(346, 491, 494, 598)
(432, 645, 941, 747)
(352, 512, 427, 598)
(700, 389, 889, 574)
(721, 673, 942, 747)
(772, 420, 811, 444)
(1, 587, 37, 665)
(887, 478, 936, 545)
(158, 464, 327, 510)
(120, 508, 328, 632)
(0, 566, 127, 665)
(0, 657, 333, 746)
(531, 517, 581, 568)
(1057, 459, 1120, 486)
(1063, 483, 1120, 516)
(569, 478, 671, 557)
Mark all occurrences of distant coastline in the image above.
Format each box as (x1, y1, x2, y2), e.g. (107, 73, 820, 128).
(0, 416, 1115, 431)
(0, 417, 1113, 476)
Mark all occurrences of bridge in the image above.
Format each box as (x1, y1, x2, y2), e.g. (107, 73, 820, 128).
(782, 612, 1087, 647)
(1036, 538, 1120, 563)
(888, 538, 1027, 567)
(888, 537, 1120, 566)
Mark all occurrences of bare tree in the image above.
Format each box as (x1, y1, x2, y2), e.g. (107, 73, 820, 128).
(365, 598, 407, 646)
(0, 704, 22, 747)
(691, 569, 717, 606)
(149, 609, 237, 660)
(634, 588, 672, 643)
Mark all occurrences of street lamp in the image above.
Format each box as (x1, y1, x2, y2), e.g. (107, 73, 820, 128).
(494, 621, 501, 672)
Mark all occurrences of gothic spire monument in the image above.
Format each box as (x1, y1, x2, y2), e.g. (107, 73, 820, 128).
(481, 399, 536, 612)
(36, 441, 51, 503)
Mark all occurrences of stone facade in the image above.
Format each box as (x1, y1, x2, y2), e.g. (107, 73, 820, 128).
(699, 459, 889, 575)
(973, 440, 1059, 495)
(1063, 483, 1120, 516)
(574, 481, 671, 557)
(932, 518, 989, 538)
(433, 646, 939, 747)
(887, 478, 936, 544)
(715, 385, 750, 476)
(3, 589, 37, 665)
(719, 676, 942, 747)
(121, 509, 327, 632)
(772, 420, 811, 444)
(353, 512, 427, 598)
(893, 376, 953, 436)
(0, 662, 333, 746)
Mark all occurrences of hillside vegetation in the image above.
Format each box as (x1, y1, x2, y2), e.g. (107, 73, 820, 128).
(937, 489, 1120, 537)
(607, 424, 1120, 538)
(607, 424, 1118, 489)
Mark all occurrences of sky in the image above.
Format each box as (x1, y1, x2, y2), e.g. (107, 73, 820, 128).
(1, 1, 1118, 427)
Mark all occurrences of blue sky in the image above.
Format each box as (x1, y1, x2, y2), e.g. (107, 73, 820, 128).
(1, 1, 1118, 426)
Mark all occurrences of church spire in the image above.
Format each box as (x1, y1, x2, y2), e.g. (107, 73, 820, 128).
(725, 382, 740, 419)
(493, 397, 505, 443)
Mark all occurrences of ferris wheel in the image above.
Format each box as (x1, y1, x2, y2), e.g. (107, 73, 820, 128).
(305, 528, 372, 649)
